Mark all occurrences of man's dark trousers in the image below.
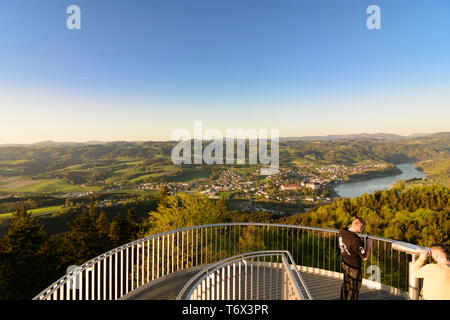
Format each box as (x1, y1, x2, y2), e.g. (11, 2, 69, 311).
(340, 262, 362, 300)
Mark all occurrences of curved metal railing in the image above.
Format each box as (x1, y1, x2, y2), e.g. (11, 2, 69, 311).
(177, 250, 313, 300)
(33, 223, 428, 300)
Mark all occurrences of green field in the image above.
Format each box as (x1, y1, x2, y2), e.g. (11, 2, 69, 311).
(0, 176, 101, 193)
(167, 168, 211, 182)
(0, 205, 63, 221)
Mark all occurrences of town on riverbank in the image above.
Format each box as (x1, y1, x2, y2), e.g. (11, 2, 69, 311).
(1, 135, 447, 222)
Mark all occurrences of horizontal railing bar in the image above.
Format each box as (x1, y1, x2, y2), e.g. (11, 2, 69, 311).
(392, 241, 428, 254)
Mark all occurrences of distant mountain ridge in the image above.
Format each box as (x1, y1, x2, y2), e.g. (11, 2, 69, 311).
(0, 132, 448, 147)
(0, 140, 116, 147)
(280, 132, 446, 141)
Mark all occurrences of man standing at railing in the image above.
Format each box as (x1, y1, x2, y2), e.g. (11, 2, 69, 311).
(413, 244, 450, 300)
(338, 218, 372, 300)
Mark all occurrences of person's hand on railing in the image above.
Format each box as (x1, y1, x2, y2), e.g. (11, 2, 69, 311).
(361, 238, 373, 260)
(418, 249, 430, 259)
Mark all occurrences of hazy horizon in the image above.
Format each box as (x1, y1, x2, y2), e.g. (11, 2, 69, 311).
(0, 131, 448, 146)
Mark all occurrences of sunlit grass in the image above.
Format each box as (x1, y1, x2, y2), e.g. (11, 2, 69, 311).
(0, 205, 63, 221)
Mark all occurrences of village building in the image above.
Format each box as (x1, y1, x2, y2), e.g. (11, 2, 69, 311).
(280, 184, 300, 191)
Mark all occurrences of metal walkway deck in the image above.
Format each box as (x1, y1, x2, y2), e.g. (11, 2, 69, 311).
(121, 265, 406, 300)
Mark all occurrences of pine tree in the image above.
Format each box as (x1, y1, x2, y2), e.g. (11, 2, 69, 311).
(59, 211, 110, 267)
(159, 185, 170, 205)
(109, 213, 131, 246)
(127, 207, 140, 239)
(216, 197, 229, 218)
(0, 207, 56, 300)
(95, 210, 110, 236)
(88, 199, 98, 221)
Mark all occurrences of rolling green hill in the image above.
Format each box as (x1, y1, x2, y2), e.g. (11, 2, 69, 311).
(416, 159, 450, 187)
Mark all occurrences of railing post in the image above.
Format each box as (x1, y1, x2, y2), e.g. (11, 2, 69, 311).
(408, 258, 420, 300)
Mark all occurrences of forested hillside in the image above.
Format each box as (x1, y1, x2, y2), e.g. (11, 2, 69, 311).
(281, 185, 450, 246)
(0, 135, 448, 188)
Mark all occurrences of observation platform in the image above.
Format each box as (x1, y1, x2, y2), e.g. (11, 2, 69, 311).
(34, 223, 423, 301)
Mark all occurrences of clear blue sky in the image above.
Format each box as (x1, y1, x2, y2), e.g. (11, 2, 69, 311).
(0, 0, 449, 143)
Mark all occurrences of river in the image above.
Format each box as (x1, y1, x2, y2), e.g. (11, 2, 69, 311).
(333, 163, 426, 198)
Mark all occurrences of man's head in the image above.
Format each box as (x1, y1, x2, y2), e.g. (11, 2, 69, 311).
(349, 218, 366, 233)
(430, 244, 449, 264)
